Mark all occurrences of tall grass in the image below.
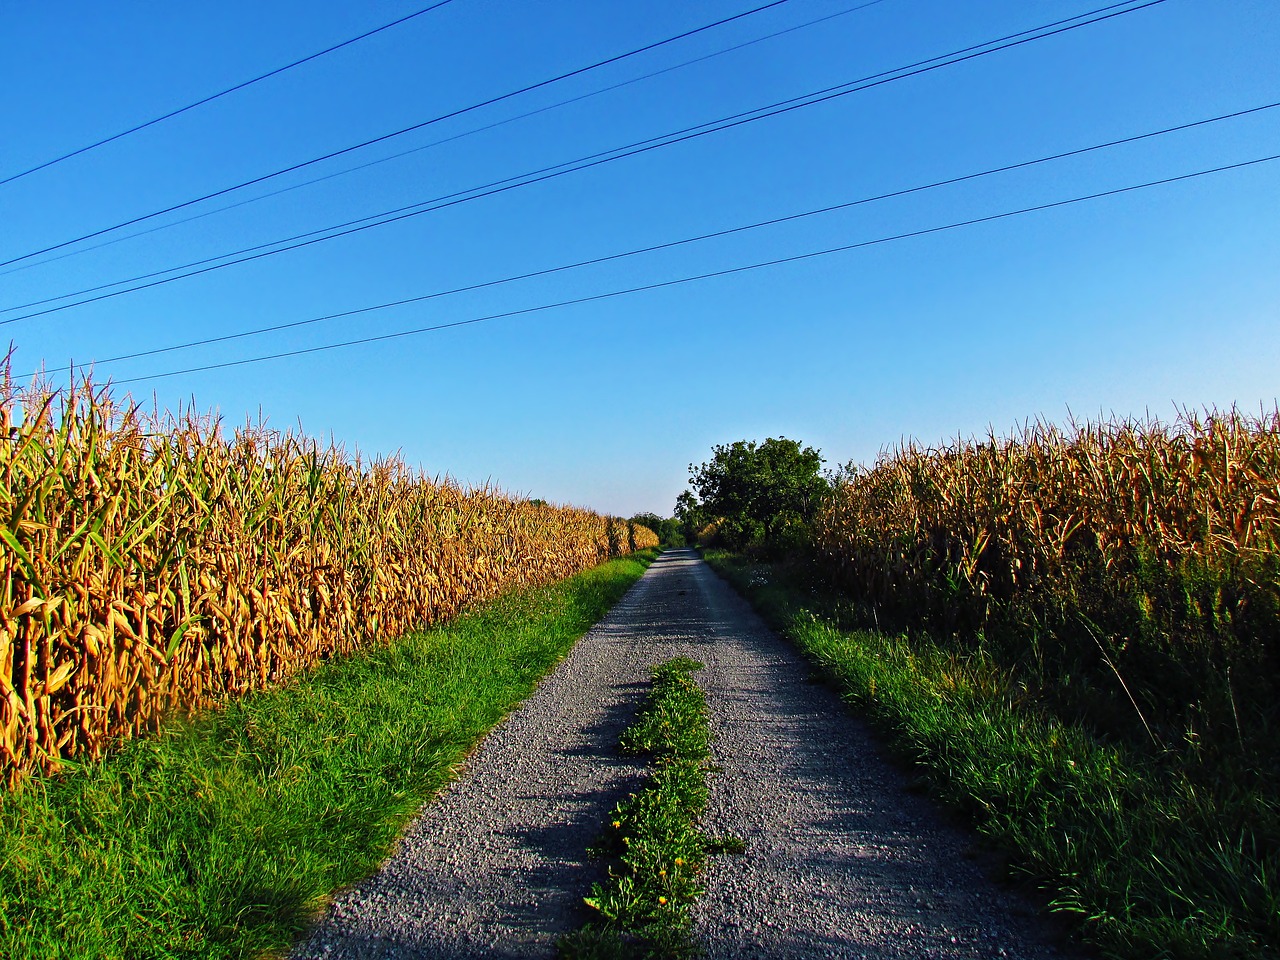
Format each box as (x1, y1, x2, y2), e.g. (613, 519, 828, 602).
(816, 408, 1280, 761)
(0, 369, 655, 785)
(0, 553, 656, 959)
(808, 408, 1280, 957)
(706, 551, 1279, 959)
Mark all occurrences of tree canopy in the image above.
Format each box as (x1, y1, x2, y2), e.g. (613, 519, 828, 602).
(682, 437, 827, 549)
(629, 512, 685, 548)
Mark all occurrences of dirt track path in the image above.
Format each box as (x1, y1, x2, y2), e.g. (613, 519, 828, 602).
(292, 549, 1072, 959)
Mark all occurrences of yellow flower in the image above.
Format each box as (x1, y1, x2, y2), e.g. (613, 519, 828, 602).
(658, 896, 668, 905)
(658, 869, 667, 877)
(674, 858, 685, 866)
(612, 821, 621, 829)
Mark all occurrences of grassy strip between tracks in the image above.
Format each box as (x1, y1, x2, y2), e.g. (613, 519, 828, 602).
(0, 549, 658, 960)
(703, 550, 1280, 960)
(561, 656, 736, 960)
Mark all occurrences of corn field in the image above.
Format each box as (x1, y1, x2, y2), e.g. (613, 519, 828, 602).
(815, 408, 1280, 750)
(0, 374, 656, 786)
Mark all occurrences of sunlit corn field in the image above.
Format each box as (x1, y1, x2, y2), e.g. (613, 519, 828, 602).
(816, 408, 1280, 755)
(0, 372, 656, 786)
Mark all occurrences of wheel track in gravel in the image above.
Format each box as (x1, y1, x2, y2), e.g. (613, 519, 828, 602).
(292, 549, 1077, 959)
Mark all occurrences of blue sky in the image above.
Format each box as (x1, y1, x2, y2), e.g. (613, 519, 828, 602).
(2, 0, 1277, 516)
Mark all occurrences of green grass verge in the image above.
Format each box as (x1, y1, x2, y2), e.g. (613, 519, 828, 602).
(702, 550, 1279, 960)
(561, 657, 735, 960)
(0, 550, 658, 960)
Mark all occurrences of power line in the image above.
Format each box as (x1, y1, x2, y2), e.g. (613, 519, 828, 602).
(0, 1, 461, 188)
(0, 0, 893, 279)
(33, 100, 1279, 378)
(0, 0, 800, 269)
(1, 0, 1172, 322)
(90, 152, 1280, 385)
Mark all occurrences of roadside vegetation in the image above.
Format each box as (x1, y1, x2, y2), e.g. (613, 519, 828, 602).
(682, 411, 1280, 960)
(0, 550, 655, 960)
(675, 436, 826, 553)
(629, 512, 688, 549)
(0, 369, 654, 785)
(562, 656, 735, 960)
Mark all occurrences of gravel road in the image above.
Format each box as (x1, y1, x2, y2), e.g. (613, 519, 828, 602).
(292, 549, 1076, 959)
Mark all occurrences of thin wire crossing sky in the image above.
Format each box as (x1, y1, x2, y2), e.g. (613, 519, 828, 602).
(3, 0, 1278, 515)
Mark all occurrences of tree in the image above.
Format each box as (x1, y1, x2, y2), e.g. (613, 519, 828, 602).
(685, 437, 827, 550)
(673, 491, 704, 545)
(629, 512, 685, 548)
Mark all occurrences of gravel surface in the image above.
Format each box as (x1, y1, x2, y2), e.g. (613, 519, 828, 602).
(292, 549, 1077, 959)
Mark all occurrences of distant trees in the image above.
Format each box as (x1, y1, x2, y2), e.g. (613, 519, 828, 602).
(629, 512, 686, 548)
(681, 437, 828, 551)
(673, 491, 704, 546)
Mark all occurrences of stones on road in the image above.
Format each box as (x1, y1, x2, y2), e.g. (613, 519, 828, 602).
(292, 549, 1071, 959)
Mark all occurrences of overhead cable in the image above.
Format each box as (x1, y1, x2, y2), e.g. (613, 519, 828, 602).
(0, 0, 894, 279)
(0, 0, 461, 187)
(0, 0, 800, 269)
(1, 0, 1173, 321)
(88, 151, 1279, 385)
(33, 99, 1279, 374)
